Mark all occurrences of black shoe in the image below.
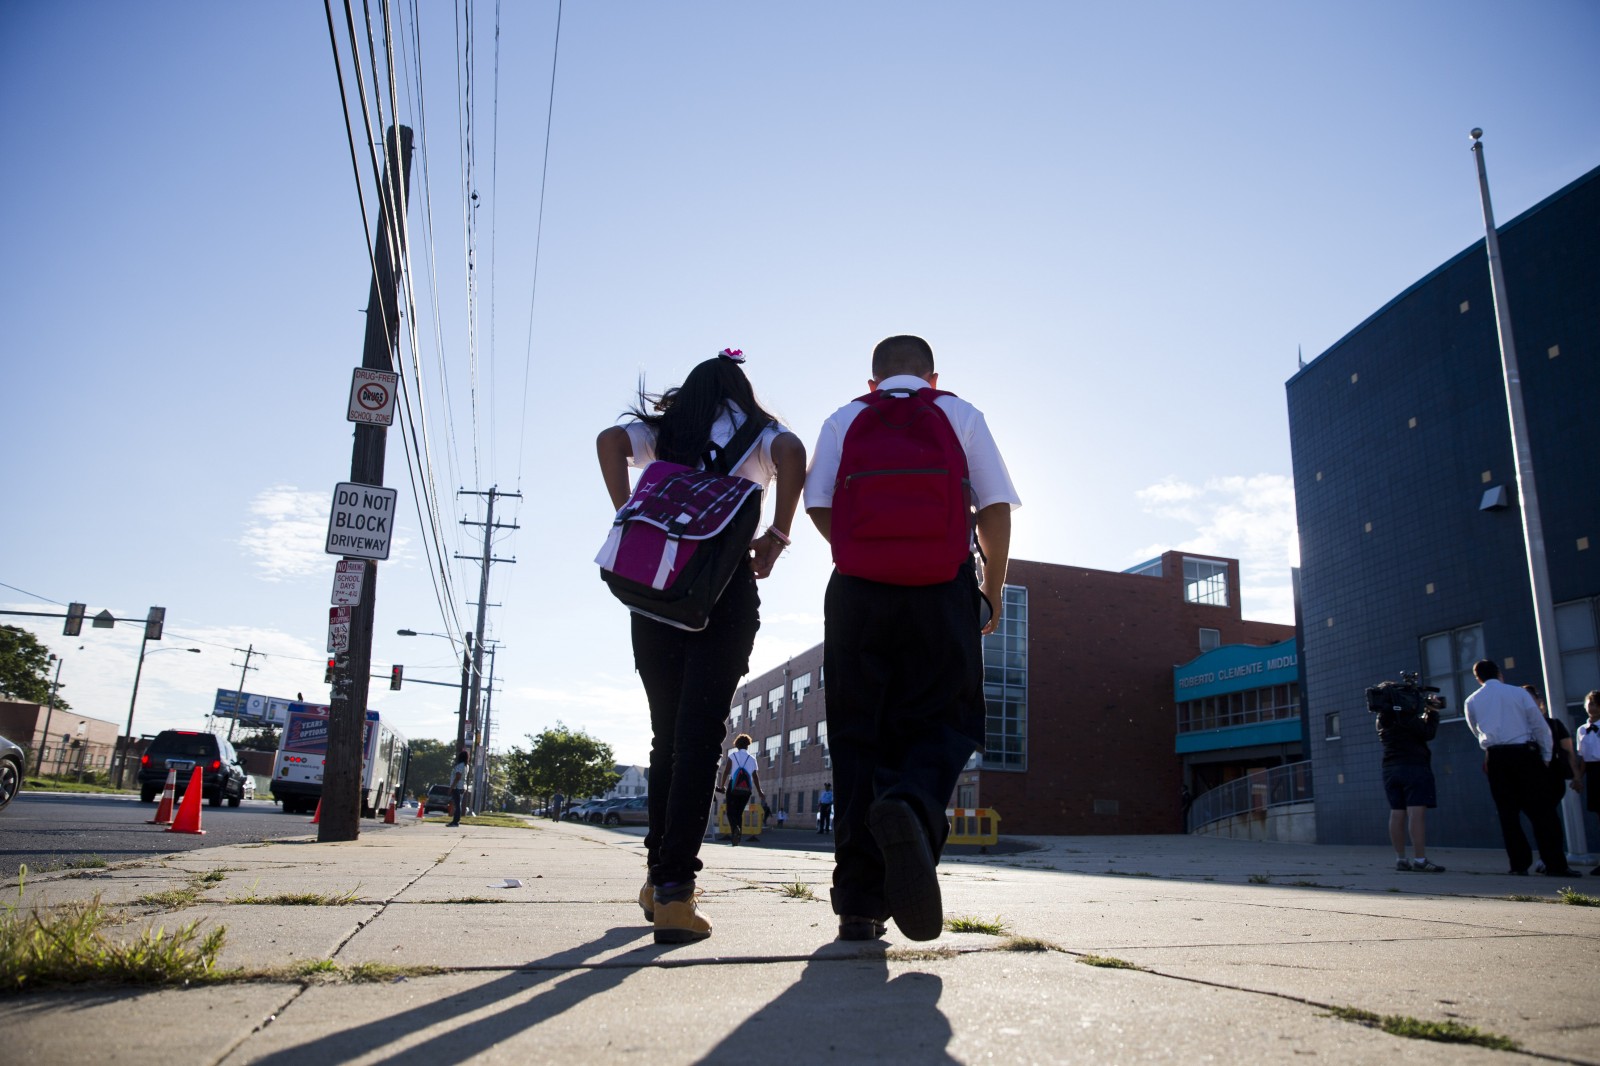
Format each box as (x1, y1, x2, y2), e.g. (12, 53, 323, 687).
(1538, 867, 1582, 878)
(868, 798, 943, 942)
(1508, 868, 1528, 875)
(837, 915, 888, 941)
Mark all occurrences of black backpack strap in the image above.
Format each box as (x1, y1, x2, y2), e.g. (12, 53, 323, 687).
(705, 412, 773, 475)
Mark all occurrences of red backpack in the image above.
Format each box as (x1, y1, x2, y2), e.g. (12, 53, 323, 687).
(830, 387, 976, 585)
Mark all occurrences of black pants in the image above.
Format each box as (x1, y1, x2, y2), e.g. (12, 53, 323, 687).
(725, 788, 753, 836)
(448, 787, 464, 824)
(1486, 745, 1567, 872)
(823, 565, 984, 918)
(816, 802, 832, 832)
(633, 568, 759, 887)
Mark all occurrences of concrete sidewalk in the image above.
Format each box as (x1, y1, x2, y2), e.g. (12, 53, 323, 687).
(3, 815, 1597, 1064)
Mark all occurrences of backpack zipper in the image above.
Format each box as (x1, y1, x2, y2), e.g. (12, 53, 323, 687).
(843, 467, 947, 486)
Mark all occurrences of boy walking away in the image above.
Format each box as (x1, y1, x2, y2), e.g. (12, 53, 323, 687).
(715, 734, 765, 845)
(805, 335, 1020, 941)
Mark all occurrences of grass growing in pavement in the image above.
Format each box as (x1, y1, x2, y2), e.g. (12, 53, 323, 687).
(1557, 887, 1600, 907)
(226, 888, 362, 906)
(999, 936, 1060, 952)
(778, 881, 816, 900)
(1505, 894, 1544, 903)
(1076, 954, 1143, 970)
(1324, 1006, 1518, 1051)
(1102, 870, 1155, 878)
(437, 897, 505, 904)
(944, 915, 1009, 935)
(1248, 874, 1272, 884)
(0, 869, 225, 991)
(21, 777, 135, 796)
(136, 885, 205, 911)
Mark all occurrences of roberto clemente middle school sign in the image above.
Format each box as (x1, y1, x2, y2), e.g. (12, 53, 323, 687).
(326, 482, 398, 561)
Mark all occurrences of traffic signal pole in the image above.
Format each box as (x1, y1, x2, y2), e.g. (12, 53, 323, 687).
(322, 125, 413, 844)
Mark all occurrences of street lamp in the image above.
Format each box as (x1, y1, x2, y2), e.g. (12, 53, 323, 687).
(396, 628, 473, 751)
(115, 645, 201, 788)
(36, 654, 65, 775)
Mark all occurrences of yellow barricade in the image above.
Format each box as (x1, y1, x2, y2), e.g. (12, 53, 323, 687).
(945, 807, 1000, 850)
(715, 800, 765, 841)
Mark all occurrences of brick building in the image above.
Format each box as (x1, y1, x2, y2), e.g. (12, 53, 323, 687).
(0, 701, 123, 778)
(720, 550, 1293, 836)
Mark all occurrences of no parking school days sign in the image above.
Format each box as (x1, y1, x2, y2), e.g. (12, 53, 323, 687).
(326, 482, 398, 561)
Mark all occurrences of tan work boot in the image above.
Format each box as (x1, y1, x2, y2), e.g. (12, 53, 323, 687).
(652, 890, 711, 944)
(638, 877, 654, 922)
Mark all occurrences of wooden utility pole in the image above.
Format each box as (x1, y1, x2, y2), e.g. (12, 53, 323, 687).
(322, 125, 413, 843)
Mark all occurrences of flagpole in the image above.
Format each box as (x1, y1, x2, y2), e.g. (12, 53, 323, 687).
(1469, 127, 1587, 861)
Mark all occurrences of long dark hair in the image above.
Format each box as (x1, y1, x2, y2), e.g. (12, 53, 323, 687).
(625, 356, 779, 466)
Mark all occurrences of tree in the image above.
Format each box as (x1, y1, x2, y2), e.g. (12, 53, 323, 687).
(505, 722, 617, 803)
(0, 626, 70, 710)
(234, 725, 280, 751)
(404, 738, 457, 796)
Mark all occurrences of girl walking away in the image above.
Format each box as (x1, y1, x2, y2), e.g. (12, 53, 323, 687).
(598, 348, 806, 944)
(447, 749, 469, 828)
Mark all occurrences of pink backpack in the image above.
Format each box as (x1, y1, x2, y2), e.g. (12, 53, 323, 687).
(596, 416, 769, 630)
(830, 388, 975, 586)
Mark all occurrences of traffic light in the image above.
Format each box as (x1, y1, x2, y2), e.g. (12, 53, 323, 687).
(325, 658, 336, 683)
(144, 606, 165, 641)
(390, 665, 403, 691)
(63, 603, 86, 637)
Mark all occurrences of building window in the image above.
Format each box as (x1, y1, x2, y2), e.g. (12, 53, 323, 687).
(1556, 597, 1599, 718)
(982, 584, 1028, 771)
(769, 686, 784, 717)
(816, 722, 830, 768)
(788, 727, 807, 762)
(791, 673, 812, 706)
(1183, 558, 1229, 606)
(1176, 682, 1301, 733)
(748, 695, 762, 721)
(764, 735, 781, 766)
(1199, 628, 1221, 653)
(730, 701, 741, 728)
(1421, 623, 1484, 722)
(1325, 711, 1341, 739)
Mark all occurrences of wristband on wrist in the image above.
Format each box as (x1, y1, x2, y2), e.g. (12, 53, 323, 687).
(766, 527, 791, 546)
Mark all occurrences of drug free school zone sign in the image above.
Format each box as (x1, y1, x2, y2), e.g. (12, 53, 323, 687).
(326, 482, 398, 561)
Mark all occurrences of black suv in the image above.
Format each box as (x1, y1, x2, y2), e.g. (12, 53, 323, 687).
(138, 730, 247, 808)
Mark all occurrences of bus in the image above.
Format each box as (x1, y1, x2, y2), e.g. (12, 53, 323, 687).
(271, 702, 408, 817)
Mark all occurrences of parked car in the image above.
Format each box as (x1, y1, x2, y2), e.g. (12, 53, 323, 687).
(0, 733, 25, 813)
(564, 799, 605, 822)
(602, 796, 649, 826)
(423, 784, 454, 814)
(587, 798, 629, 824)
(137, 730, 247, 808)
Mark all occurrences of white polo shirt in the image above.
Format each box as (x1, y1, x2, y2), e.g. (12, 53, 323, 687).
(803, 375, 1022, 512)
(625, 401, 784, 491)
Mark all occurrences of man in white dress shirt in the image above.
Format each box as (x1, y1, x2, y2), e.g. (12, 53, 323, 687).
(1463, 659, 1581, 877)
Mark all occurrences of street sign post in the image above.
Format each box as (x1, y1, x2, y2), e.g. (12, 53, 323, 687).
(347, 368, 399, 426)
(331, 559, 366, 606)
(325, 483, 398, 560)
(328, 606, 351, 653)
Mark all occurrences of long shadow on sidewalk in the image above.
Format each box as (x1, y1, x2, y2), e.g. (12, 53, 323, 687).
(244, 925, 657, 1066)
(699, 948, 956, 1064)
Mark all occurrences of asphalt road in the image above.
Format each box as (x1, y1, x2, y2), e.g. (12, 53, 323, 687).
(0, 791, 400, 876)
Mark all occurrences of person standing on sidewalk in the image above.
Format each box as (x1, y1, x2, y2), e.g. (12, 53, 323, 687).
(816, 782, 833, 833)
(447, 749, 469, 828)
(714, 734, 764, 845)
(1376, 683, 1445, 872)
(1463, 660, 1582, 878)
(805, 334, 1020, 942)
(1574, 690, 1600, 874)
(598, 349, 806, 944)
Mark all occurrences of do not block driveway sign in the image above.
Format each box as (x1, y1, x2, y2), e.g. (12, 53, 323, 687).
(326, 483, 398, 561)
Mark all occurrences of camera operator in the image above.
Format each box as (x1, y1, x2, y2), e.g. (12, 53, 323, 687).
(1463, 660, 1582, 878)
(1374, 676, 1445, 872)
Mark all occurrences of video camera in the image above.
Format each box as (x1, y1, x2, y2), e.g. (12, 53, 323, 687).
(1365, 671, 1446, 715)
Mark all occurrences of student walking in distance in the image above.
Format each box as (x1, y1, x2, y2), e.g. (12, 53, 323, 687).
(1574, 691, 1600, 875)
(446, 749, 469, 828)
(816, 782, 833, 833)
(805, 335, 1020, 942)
(715, 734, 764, 845)
(597, 349, 806, 944)
(1463, 660, 1582, 878)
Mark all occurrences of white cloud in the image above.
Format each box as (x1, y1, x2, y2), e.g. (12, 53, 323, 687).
(1133, 474, 1300, 624)
(239, 487, 329, 581)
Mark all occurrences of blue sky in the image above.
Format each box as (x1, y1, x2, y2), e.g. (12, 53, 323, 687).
(2, 1, 1596, 768)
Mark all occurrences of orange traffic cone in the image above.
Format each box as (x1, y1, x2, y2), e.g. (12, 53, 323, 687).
(383, 799, 396, 824)
(416, 800, 426, 822)
(147, 768, 177, 824)
(166, 767, 207, 835)
(309, 799, 322, 825)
